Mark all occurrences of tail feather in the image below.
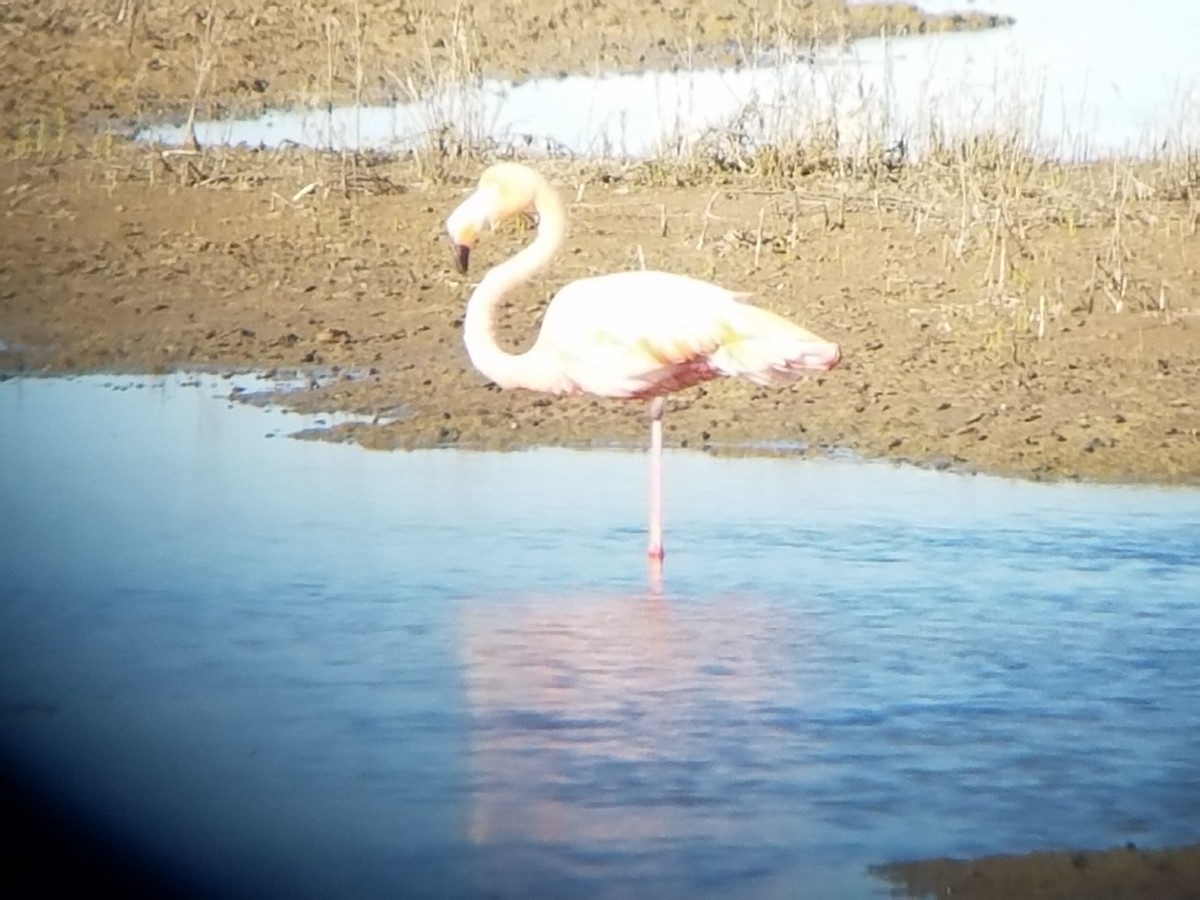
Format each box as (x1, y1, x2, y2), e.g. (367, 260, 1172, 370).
(709, 304, 840, 381)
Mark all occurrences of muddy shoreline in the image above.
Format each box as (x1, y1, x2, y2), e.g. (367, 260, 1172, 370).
(875, 842, 1200, 900)
(2, 2, 1196, 486)
(2, 145, 1197, 487)
(1, 2, 1200, 895)
(0, 2, 1013, 129)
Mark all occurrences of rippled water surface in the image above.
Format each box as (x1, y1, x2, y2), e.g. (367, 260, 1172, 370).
(2, 374, 1200, 898)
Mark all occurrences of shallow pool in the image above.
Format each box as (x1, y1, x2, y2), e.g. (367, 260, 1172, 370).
(136, 0, 1200, 160)
(2, 374, 1199, 897)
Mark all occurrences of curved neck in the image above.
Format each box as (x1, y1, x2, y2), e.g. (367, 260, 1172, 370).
(463, 177, 566, 392)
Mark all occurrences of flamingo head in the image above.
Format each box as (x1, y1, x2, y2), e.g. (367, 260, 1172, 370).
(446, 163, 542, 274)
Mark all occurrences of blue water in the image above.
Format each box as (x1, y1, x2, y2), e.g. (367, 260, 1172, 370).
(2, 374, 1200, 898)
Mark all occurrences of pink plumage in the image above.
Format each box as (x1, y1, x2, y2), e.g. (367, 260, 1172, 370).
(536, 270, 839, 398)
(446, 163, 841, 568)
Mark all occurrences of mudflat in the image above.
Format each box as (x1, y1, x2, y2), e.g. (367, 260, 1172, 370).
(4, 145, 1198, 484)
(1, 3, 1199, 894)
(1, 2, 1197, 484)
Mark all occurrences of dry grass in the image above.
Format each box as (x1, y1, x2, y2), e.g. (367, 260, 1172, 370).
(4, 1, 1196, 341)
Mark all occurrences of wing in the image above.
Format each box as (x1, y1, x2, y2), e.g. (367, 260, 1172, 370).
(532, 271, 836, 398)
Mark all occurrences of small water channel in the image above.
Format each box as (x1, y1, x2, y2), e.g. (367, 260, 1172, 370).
(2, 373, 1199, 897)
(136, 0, 1200, 160)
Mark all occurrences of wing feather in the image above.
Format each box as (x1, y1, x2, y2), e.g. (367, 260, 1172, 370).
(533, 270, 830, 398)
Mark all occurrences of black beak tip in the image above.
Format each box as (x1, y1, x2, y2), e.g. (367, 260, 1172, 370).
(451, 242, 470, 275)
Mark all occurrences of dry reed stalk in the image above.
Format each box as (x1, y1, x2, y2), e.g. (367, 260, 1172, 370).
(117, 0, 145, 51)
(753, 206, 766, 269)
(340, 0, 367, 192)
(182, 3, 223, 153)
(696, 191, 719, 250)
(324, 13, 338, 121)
(984, 207, 1001, 289)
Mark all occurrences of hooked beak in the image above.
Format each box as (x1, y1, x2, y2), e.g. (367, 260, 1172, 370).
(449, 239, 470, 275)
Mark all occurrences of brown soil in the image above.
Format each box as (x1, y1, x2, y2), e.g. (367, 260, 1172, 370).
(1, 3, 1199, 891)
(3, 144, 1197, 484)
(874, 842, 1200, 899)
(1, 0, 1195, 486)
(0, 2, 1012, 129)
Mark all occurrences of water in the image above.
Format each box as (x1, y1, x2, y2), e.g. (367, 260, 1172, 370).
(2, 373, 1200, 898)
(135, 0, 1200, 159)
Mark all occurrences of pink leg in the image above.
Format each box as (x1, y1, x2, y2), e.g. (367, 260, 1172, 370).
(647, 396, 665, 562)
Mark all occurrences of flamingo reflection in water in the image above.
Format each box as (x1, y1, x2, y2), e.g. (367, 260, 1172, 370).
(460, 591, 823, 893)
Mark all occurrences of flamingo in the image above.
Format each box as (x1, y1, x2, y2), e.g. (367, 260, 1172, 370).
(446, 162, 840, 564)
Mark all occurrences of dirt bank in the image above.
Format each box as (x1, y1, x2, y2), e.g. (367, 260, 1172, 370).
(3, 3, 1195, 485)
(1, 2, 1200, 897)
(874, 841, 1200, 900)
(2, 144, 1197, 484)
(0, 1, 1012, 130)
